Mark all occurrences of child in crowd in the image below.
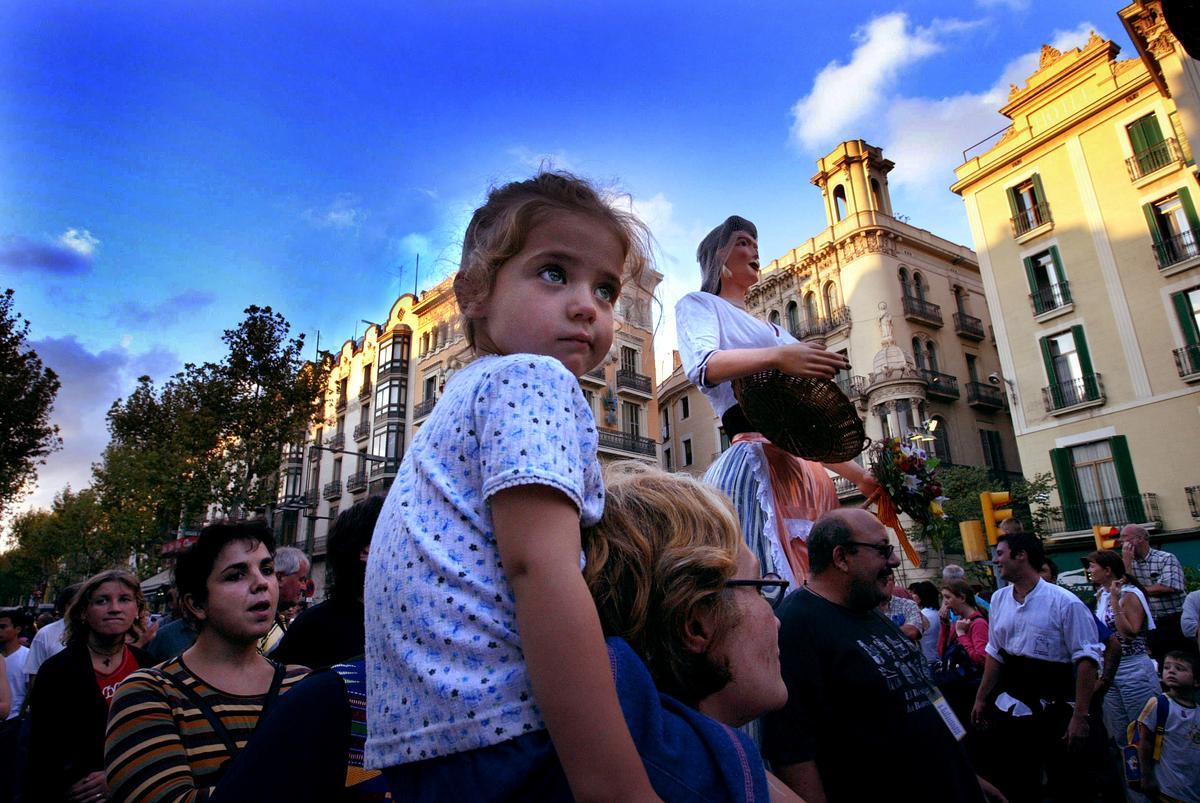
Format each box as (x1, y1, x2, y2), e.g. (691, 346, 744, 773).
(364, 172, 659, 801)
(1135, 650, 1199, 802)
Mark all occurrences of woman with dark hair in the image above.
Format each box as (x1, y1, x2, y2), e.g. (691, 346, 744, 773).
(909, 580, 943, 667)
(271, 496, 384, 669)
(675, 216, 877, 589)
(26, 570, 152, 802)
(105, 521, 309, 802)
(1084, 548, 1158, 753)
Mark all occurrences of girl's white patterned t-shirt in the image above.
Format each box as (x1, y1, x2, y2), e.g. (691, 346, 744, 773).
(364, 353, 604, 768)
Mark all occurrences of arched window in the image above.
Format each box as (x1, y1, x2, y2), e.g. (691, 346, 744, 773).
(768, 310, 781, 327)
(912, 337, 926, 370)
(953, 286, 966, 314)
(899, 268, 911, 297)
(926, 341, 939, 373)
(823, 282, 838, 315)
(870, 178, 883, 211)
(804, 292, 819, 326)
(833, 185, 847, 221)
(786, 301, 799, 333)
(931, 416, 951, 464)
(912, 272, 926, 301)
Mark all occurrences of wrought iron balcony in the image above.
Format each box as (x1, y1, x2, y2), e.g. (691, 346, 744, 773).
(370, 459, 400, 477)
(328, 433, 345, 451)
(1187, 486, 1200, 519)
(353, 422, 371, 442)
(616, 368, 652, 396)
(835, 374, 867, 401)
(597, 429, 657, 457)
(336, 394, 347, 413)
(311, 535, 328, 557)
(1126, 137, 1183, 181)
(901, 296, 943, 327)
(1011, 202, 1052, 237)
(359, 381, 372, 400)
(1174, 345, 1200, 379)
(1042, 373, 1104, 413)
(581, 365, 607, 385)
(1030, 282, 1072, 316)
(920, 370, 960, 400)
(303, 489, 319, 509)
(833, 476, 862, 498)
(1044, 493, 1160, 534)
(826, 306, 852, 334)
(284, 451, 304, 468)
(347, 470, 368, 493)
(414, 396, 437, 419)
(1153, 229, 1199, 270)
(966, 381, 1005, 410)
(953, 312, 985, 340)
(322, 480, 342, 500)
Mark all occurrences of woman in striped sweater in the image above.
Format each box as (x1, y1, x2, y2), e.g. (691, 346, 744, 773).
(105, 521, 309, 802)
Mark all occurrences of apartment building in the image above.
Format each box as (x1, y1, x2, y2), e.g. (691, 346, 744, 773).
(950, 8, 1200, 549)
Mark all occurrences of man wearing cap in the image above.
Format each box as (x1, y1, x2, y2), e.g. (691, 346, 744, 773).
(1119, 524, 1187, 664)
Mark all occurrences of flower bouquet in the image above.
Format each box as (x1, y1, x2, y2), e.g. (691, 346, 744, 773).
(865, 437, 951, 567)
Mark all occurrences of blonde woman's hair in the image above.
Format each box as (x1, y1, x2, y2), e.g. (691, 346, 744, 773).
(453, 171, 655, 348)
(583, 461, 742, 705)
(63, 569, 148, 646)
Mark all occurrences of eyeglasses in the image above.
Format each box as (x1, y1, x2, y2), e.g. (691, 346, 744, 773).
(725, 573, 789, 607)
(846, 540, 896, 559)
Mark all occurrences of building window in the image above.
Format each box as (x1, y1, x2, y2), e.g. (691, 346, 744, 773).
(769, 310, 781, 326)
(979, 429, 1005, 473)
(680, 396, 690, 420)
(804, 292, 818, 327)
(1144, 189, 1200, 268)
(423, 375, 437, 402)
(898, 267, 910, 297)
(912, 337, 926, 370)
(1126, 112, 1169, 177)
(870, 178, 883, 210)
(931, 417, 951, 464)
(965, 353, 977, 384)
(1024, 247, 1070, 314)
(663, 447, 673, 472)
(833, 185, 847, 221)
(336, 415, 345, 436)
(332, 457, 342, 481)
(622, 401, 641, 438)
(910, 271, 926, 302)
(1008, 175, 1049, 235)
(719, 427, 731, 452)
(374, 378, 407, 418)
(620, 346, 639, 373)
(660, 410, 669, 440)
(370, 422, 405, 472)
(823, 282, 837, 314)
(786, 301, 799, 334)
(1049, 436, 1144, 530)
(1040, 327, 1100, 408)
(682, 437, 693, 467)
(927, 342, 940, 373)
(1171, 287, 1200, 375)
(583, 388, 595, 414)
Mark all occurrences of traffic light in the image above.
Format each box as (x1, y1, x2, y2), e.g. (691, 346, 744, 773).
(980, 491, 1013, 545)
(960, 521, 988, 563)
(1093, 525, 1120, 550)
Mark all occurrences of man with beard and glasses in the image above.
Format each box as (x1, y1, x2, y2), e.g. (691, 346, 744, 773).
(763, 509, 995, 803)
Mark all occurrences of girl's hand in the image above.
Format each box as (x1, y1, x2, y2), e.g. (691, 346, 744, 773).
(939, 602, 952, 622)
(955, 619, 970, 637)
(772, 343, 848, 379)
(855, 470, 881, 500)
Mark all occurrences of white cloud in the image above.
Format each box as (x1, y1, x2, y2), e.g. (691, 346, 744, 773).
(303, 194, 366, 230)
(790, 14, 955, 151)
(58, 228, 99, 257)
(977, 0, 1031, 10)
(507, 146, 579, 174)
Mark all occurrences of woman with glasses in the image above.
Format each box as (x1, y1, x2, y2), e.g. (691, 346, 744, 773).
(675, 216, 877, 591)
(584, 461, 798, 801)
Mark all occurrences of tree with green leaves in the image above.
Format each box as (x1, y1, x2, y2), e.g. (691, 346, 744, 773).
(0, 289, 62, 518)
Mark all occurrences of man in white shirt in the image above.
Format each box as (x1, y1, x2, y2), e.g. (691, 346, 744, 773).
(0, 608, 29, 802)
(972, 532, 1105, 802)
(23, 583, 79, 694)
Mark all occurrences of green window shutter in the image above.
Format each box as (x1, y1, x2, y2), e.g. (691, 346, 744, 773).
(1129, 114, 1164, 154)
(1173, 291, 1200, 345)
(1006, 186, 1019, 218)
(1071, 325, 1099, 401)
(1109, 435, 1145, 522)
(1049, 245, 1066, 285)
(1049, 447, 1086, 530)
(1040, 336, 1064, 408)
(1178, 186, 1200, 234)
(1128, 117, 1150, 156)
(1024, 256, 1039, 307)
(1143, 202, 1166, 263)
(1031, 173, 1047, 207)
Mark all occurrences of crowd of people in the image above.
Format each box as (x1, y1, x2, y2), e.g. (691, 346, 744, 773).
(2, 172, 1198, 802)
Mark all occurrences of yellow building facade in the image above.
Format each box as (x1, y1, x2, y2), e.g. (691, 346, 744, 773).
(951, 11, 1200, 540)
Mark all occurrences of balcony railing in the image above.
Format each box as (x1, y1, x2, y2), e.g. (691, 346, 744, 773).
(335, 394, 347, 413)
(953, 312, 985, 340)
(328, 433, 345, 451)
(322, 480, 342, 500)
(1030, 281, 1072, 316)
(414, 396, 437, 419)
(836, 374, 867, 400)
(303, 489, 319, 509)
(1011, 202, 1052, 237)
(1042, 373, 1105, 412)
(1187, 486, 1200, 519)
(581, 365, 607, 385)
(1126, 137, 1183, 181)
(1174, 344, 1200, 379)
(921, 370, 960, 400)
(597, 429, 657, 457)
(1153, 229, 1199, 270)
(616, 369, 652, 395)
(311, 535, 328, 557)
(833, 476, 862, 498)
(826, 305, 852, 334)
(901, 295, 943, 327)
(370, 459, 400, 477)
(284, 452, 304, 468)
(1044, 493, 1160, 534)
(359, 381, 372, 400)
(354, 422, 371, 442)
(966, 381, 1005, 410)
(347, 470, 368, 493)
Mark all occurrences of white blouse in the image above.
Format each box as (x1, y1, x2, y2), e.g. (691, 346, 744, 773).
(674, 291, 796, 417)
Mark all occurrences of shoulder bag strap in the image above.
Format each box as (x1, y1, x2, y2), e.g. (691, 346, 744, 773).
(158, 669, 242, 758)
(1153, 693, 1169, 761)
(258, 661, 287, 721)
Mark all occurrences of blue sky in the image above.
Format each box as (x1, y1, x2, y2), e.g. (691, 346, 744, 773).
(1, 0, 1126, 518)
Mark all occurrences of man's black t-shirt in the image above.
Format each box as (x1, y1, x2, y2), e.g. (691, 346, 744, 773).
(762, 587, 983, 802)
(268, 596, 365, 670)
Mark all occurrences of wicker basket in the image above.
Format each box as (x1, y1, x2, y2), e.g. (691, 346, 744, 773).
(731, 370, 869, 463)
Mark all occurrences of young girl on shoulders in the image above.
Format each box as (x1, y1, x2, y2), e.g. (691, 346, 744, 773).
(365, 172, 659, 802)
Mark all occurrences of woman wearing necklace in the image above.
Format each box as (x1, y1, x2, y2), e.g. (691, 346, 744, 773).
(25, 570, 152, 802)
